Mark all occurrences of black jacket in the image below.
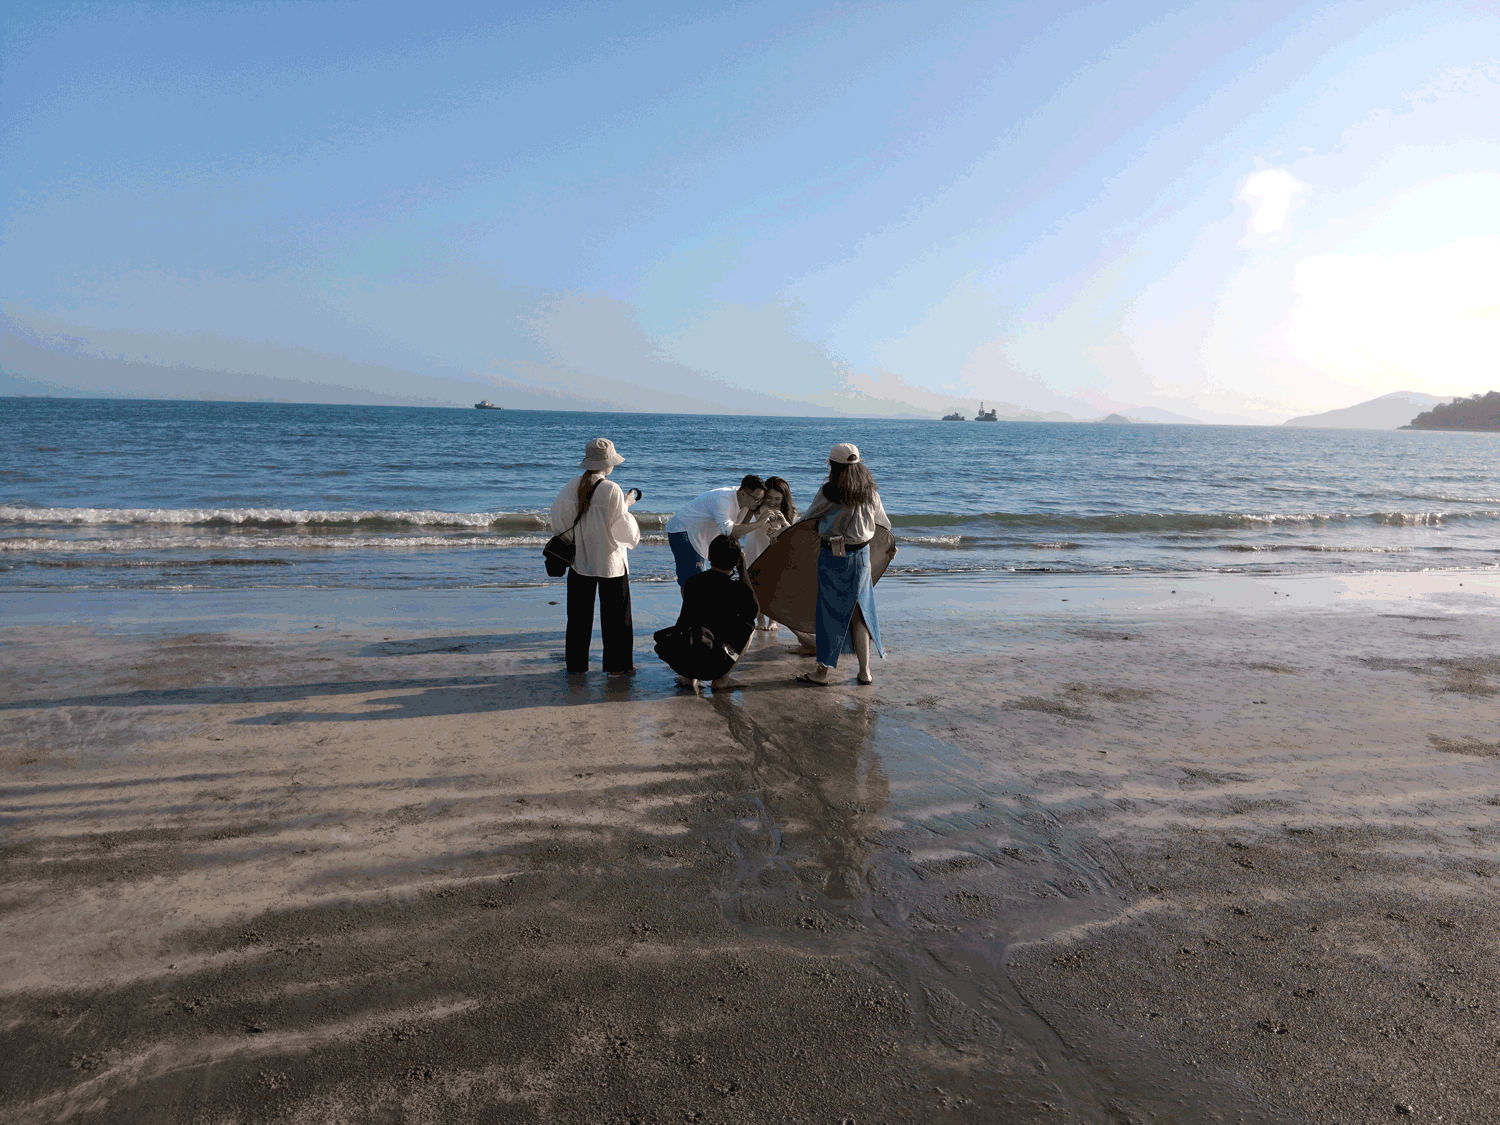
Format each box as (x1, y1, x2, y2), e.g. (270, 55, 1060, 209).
(653, 570, 759, 680)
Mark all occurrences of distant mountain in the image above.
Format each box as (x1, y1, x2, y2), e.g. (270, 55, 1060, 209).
(1082, 408, 1202, 424)
(1282, 391, 1448, 429)
(1404, 391, 1500, 431)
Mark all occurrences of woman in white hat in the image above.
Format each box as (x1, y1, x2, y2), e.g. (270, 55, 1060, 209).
(549, 438, 641, 675)
(795, 442, 892, 686)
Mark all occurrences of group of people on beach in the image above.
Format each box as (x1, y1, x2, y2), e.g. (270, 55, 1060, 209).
(548, 438, 893, 690)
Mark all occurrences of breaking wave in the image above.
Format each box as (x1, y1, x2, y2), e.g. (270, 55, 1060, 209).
(885, 509, 1500, 532)
(8, 504, 1495, 534)
(0, 535, 551, 552)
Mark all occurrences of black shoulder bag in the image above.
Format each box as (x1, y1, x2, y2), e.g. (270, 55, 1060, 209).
(543, 479, 603, 577)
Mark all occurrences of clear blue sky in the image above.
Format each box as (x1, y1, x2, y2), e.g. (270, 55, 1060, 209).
(3, 1, 1497, 419)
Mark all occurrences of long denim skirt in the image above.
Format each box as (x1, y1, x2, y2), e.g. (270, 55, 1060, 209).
(815, 546, 885, 667)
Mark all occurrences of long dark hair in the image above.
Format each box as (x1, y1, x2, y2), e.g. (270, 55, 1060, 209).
(820, 460, 876, 507)
(577, 469, 605, 512)
(760, 475, 797, 523)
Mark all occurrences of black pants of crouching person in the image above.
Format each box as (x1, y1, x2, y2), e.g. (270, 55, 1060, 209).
(566, 569, 634, 674)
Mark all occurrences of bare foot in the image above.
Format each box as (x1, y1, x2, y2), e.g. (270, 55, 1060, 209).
(674, 675, 701, 690)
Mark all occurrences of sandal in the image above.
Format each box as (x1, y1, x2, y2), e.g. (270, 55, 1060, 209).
(856, 673, 874, 685)
(796, 672, 830, 686)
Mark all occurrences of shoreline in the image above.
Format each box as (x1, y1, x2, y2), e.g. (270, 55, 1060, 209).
(3, 569, 1499, 1121)
(4, 566, 1498, 634)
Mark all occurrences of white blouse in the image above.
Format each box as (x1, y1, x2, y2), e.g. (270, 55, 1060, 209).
(550, 475, 640, 578)
(800, 488, 892, 544)
(741, 513, 784, 565)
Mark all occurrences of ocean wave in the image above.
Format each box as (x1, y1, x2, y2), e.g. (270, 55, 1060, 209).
(894, 535, 964, 546)
(6, 502, 1494, 535)
(885, 509, 1500, 532)
(0, 535, 552, 552)
(1221, 544, 1413, 553)
(0, 504, 552, 530)
(37, 557, 293, 569)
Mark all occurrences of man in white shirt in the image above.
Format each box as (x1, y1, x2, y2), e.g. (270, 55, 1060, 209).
(664, 475, 766, 586)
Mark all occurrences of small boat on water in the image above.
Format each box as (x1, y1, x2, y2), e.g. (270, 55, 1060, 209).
(474, 400, 502, 410)
(941, 411, 966, 421)
(975, 402, 998, 422)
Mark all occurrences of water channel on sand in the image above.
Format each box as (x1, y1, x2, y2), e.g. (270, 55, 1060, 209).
(702, 680, 1278, 1123)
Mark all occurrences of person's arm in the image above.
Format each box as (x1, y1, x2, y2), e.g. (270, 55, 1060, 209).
(872, 491, 897, 558)
(676, 575, 708, 627)
(735, 583, 760, 629)
(715, 581, 760, 653)
(550, 480, 577, 534)
(729, 509, 762, 538)
(599, 480, 640, 550)
(717, 492, 759, 538)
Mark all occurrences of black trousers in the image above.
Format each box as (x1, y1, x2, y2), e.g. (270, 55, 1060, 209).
(566, 570, 634, 674)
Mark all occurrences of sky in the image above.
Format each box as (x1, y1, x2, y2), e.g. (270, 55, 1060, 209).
(2, 0, 1498, 422)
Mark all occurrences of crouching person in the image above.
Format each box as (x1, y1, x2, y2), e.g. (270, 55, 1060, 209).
(653, 535, 759, 691)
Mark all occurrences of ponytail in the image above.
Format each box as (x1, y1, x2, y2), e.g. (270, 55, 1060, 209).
(576, 470, 604, 513)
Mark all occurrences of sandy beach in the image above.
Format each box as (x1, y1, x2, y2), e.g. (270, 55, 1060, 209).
(3, 572, 1500, 1123)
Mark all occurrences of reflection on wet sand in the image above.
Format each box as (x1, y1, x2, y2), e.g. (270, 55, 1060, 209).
(713, 693, 889, 904)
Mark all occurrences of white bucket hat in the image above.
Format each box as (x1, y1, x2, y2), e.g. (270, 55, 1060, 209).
(828, 442, 860, 464)
(579, 438, 624, 471)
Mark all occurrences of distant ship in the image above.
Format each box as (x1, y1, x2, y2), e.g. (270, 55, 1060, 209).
(975, 402, 999, 422)
(474, 400, 502, 410)
(941, 410, 966, 421)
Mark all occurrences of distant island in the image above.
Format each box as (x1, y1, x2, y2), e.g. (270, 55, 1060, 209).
(1096, 413, 1132, 425)
(1403, 391, 1500, 431)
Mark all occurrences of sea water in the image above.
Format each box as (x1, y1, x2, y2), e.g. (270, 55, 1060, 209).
(3, 397, 1498, 591)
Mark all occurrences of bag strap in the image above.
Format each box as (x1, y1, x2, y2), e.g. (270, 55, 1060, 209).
(564, 478, 605, 538)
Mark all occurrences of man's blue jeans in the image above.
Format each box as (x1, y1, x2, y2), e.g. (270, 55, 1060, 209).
(667, 531, 706, 586)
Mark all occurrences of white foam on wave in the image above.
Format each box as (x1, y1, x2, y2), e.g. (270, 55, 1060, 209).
(895, 535, 964, 546)
(1, 535, 552, 552)
(0, 504, 549, 529)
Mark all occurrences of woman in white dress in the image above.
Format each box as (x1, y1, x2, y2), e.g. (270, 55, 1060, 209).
(741, 475, 795, 631)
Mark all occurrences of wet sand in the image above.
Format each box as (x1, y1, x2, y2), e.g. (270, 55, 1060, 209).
(3, 575, 1500, 1123)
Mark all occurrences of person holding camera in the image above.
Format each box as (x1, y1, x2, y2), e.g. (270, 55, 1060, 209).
(664, 475, 767, 586)
(549, 438, 641, 676)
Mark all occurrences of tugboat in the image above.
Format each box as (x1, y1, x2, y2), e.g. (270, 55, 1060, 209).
(975, 402, 999, 422)
(941, 410, 966, 421)
(474, 399, 502, 410)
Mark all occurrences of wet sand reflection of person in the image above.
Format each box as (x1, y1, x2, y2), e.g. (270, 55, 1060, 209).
(713, 693, 889, 903)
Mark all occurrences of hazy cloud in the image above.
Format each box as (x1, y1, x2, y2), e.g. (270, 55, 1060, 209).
(1238, 168, 1309, 244)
